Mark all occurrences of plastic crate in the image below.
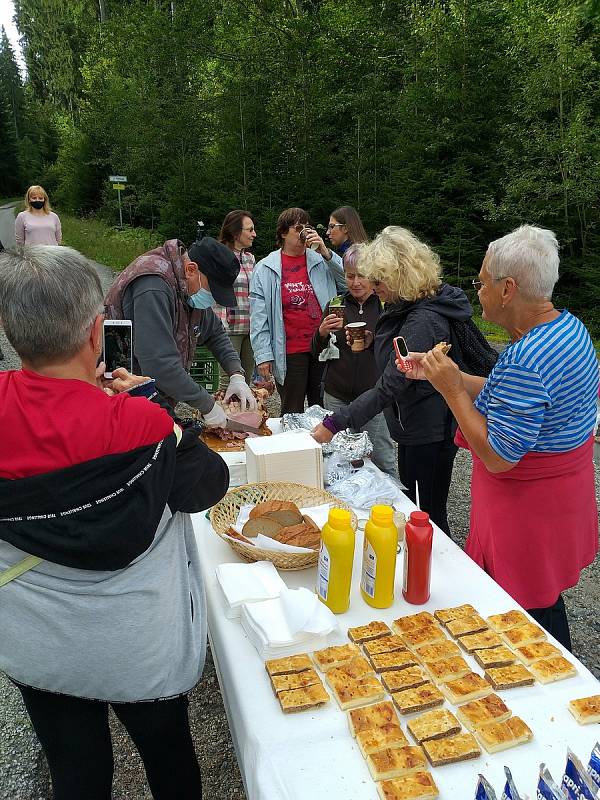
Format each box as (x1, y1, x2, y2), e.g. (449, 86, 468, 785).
(189, 345, 220, 393)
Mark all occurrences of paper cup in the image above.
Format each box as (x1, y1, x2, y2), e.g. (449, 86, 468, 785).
(346, 322, 367, 352)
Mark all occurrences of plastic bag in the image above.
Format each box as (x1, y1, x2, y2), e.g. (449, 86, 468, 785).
(318, 332, 340, 362)
(588, 743, 600, 791)
(562, 749, 598, 800)
(475, 774, 497, 800)
(326, 459, 407, 509)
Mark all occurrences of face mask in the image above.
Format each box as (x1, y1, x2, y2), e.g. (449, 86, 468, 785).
(187, 288, 215, 309)
(30, 200, 45, 209)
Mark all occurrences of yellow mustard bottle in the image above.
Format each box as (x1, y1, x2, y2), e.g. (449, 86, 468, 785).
(317, 508, 355, 613)
(360, 504, 397, 608)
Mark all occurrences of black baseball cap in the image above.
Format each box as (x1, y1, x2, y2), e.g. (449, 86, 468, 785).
(187, 237, 240, 307)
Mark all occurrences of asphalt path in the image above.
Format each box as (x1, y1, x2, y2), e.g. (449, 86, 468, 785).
(0, 201, 18, 249)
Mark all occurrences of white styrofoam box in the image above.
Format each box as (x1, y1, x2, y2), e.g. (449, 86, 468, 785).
(245, 430, 323, 489)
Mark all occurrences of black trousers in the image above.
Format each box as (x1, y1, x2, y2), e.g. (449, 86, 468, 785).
(527, 594, 572, 652)
(276, 352, 325, 415)
(397, 438, 458, 537)
(17, 685, 202, 800)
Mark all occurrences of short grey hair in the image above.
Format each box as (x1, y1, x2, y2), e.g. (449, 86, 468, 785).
(0, 245, 104, 366)
(486, 225, 559, 300)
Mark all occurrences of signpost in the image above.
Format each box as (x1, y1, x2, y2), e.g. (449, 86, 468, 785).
(109, 175, 128, 227)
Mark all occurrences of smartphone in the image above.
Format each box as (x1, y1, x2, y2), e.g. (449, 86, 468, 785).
(393, 335, 413, 372)
(102, 319, 133, 379)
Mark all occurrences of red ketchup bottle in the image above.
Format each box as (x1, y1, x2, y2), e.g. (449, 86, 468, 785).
(402, 511, 433, 604)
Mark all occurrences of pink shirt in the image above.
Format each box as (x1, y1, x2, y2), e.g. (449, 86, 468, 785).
(15, 210, 62, 246)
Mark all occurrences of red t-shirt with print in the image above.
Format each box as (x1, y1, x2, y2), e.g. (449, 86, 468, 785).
(281, 253, 322, 354)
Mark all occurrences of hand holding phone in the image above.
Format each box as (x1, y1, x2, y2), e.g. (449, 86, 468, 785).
(393, 335, 413, 372)
(102, 320, 133, 379)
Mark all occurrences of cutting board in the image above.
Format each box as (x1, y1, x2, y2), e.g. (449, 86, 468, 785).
(199, 423, 272, 452)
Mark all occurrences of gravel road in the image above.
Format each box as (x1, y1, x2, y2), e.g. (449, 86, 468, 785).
(0, 242, 598, 799)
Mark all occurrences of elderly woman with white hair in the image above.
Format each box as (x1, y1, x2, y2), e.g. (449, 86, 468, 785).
(404, 225, 599, 649)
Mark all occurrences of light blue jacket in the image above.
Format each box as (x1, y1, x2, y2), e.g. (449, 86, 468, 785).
(250, 248, 346, 385)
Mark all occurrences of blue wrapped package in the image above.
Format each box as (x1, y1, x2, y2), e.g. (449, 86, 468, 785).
(476, 774, 498, 800)
(562, 749, 599, 800)
(502, 766, 523, 800)
(538, 764, 567, 800)
(587, 743, 600, 792)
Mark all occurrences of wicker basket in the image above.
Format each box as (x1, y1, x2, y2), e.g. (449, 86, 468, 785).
(210, 482, 358, 570)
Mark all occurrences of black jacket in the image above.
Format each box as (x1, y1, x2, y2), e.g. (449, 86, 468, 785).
(331, 284, 473, 446)
(311, 292, 383, 403)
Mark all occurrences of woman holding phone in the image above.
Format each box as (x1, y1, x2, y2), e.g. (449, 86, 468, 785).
(312, 226, 472, 536)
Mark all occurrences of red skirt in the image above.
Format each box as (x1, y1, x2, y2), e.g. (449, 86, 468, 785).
(455, 429, 598, 609)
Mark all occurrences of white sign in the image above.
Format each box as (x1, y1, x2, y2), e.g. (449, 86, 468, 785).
(109, 175, 127, 183)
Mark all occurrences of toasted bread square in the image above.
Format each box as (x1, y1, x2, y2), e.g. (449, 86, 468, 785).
(331, 674, 386, 710)
(425, 656, 471, 684)
(406, 709, 461, 743)
(397, 624, 447, 650)
(415, 640, 461, 663)
(270, 668, 322, 694)
(376, 772, 439, 800)
(473, 646, 516, 669)
(513, 641, 561, 665)
(348, 700, 400, 736)
(368, 746, 428, 781)
(446, 614, 489, 638)
(357, 725, 409, 757)
(364, 635, 408, 657)
(528, 655, 577, 684)
(486, 610, 529, 632)
(455, 693, 512, 730)
(382, 666, 428, 693)
(312, 643, 361, 672)
(391, 683, 445, 716)
(326, 655, 373, 686)
(568, 694, 600, 725)
(369, 650, 419, 673)
(501, 623, 546, 648)
(393, 612, 437, 634)
(434, 604, 477, 625)
(265, 653, 312, 676)
(485, 664, 535, 690)
(474, 716, 533, 753)
(459, 629, 503, 652)
(421, 732, 481, 766)
(277, 682, 330, 713)
(348, 621, 392, 643)
(441, 672, 492, 705)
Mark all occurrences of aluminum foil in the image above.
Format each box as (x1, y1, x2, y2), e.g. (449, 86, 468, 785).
(281, 405, 373, 458)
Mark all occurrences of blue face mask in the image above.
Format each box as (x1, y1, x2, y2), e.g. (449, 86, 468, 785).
(187, 288, 215, 309)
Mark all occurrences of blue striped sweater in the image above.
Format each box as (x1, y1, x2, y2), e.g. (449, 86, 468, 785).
(473, 310, 599, 462)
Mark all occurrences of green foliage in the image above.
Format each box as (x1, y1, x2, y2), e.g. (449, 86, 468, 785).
(61, 213, 161, 271)
(6, 0, 600, 332)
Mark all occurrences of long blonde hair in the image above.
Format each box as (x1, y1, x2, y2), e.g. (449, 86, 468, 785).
(357, 226, 441, 302)
(24, 185, 51, 215)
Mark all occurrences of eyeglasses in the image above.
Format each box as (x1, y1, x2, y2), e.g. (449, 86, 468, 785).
(472, 276, 513, 291)
(290, 224, 308, 233)
(241, 226, 255, 233)
(326, 223, 345, 231)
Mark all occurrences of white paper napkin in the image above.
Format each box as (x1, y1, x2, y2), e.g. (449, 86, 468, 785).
(241, 587, 337, 647)
(216, 561, 287, 608)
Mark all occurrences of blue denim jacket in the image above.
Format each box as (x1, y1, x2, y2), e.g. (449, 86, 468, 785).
(250, 248, 345, 384)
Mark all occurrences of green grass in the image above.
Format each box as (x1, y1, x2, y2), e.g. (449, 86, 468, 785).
(472, 315, 511, 344)
(61, 214, 161, 271)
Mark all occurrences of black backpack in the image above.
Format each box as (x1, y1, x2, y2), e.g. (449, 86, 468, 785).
(447, 317, 499, 377)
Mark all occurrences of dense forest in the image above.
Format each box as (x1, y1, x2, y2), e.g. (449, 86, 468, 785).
(1, 0, 600, 328)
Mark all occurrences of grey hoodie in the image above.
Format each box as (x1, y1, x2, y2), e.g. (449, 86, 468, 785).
(331, 284, 473, 445)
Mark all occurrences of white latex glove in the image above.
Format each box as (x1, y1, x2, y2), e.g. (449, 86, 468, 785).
(202, 402, 227, 428)
(224, 373, 257, 411)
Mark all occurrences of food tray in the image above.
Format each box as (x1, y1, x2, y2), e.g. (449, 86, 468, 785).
(210, 481, 358, 570)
